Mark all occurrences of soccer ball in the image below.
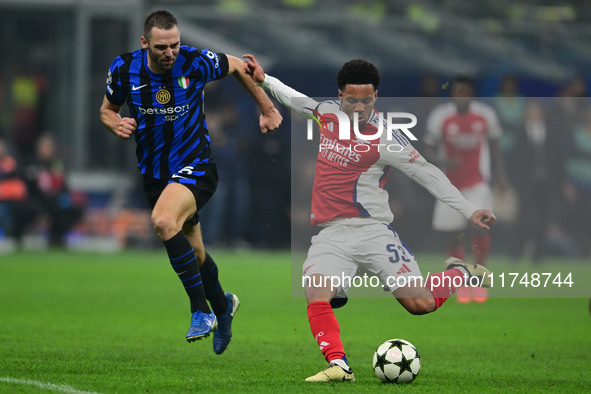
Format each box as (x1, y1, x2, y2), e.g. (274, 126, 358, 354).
(372, 338, 421, 383)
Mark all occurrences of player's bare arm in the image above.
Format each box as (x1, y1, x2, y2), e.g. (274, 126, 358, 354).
(99, 96, 137, 140)
(226, 54, 282, 133)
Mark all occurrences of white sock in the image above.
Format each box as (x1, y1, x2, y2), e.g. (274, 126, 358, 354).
(453, 265, 470, 277)
(330, 358, 351, 371)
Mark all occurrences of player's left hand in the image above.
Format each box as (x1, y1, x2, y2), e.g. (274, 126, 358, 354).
(470, 209, 496, 230)
(260, 107, 282, 134)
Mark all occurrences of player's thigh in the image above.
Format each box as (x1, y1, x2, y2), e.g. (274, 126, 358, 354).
(152, 182, 197, 227)
(303, 229, 358, 301)
(354, 224, 424, 293)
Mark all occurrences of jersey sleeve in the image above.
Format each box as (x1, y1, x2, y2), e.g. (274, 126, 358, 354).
(258, 74, 320, 117)
(105, 56, 127, 106)
(379, 138, 477, 219)
(194, 49, 229, 83)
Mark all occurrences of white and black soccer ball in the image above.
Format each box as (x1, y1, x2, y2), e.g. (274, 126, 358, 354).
(372, 338, 421, 383)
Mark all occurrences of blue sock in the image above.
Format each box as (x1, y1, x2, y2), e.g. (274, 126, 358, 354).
(200, 253, 228, 316)
(163, 231, 210, 314)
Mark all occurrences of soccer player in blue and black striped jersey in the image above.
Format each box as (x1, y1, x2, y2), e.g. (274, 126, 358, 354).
(100, 10, 282, 354)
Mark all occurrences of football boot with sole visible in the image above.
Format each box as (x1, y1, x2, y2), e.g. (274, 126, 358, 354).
(186, 311, 217, 342)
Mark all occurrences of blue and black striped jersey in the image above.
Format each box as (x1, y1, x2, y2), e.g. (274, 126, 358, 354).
(105, 46, 229, 179)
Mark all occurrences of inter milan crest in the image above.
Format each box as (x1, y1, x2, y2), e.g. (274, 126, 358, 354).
(156, 89, 171, 104)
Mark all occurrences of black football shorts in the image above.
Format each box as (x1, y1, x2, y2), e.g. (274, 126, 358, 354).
(142, 163, 218, 226)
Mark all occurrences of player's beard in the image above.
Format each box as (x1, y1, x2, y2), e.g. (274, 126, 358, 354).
(148, 49, 176, 73)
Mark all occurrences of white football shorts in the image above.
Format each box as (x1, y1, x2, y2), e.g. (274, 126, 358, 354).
(431, 182, 492, 232)
(302, 221, 424, 300)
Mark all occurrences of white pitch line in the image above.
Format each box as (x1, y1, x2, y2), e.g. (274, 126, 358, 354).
(0, 377, 99, 394)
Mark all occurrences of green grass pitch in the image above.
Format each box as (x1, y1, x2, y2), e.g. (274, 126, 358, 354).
(0, 250, 589, 393)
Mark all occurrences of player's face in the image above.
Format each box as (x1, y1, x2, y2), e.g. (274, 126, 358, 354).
(142, 26, 181, 74)
(339, 84, 377, 127)
(451, 83, 473, 113)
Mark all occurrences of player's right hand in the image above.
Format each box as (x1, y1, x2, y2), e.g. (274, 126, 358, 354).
(260, 107, 283, 134)
(470, 209, 496, 230)
(243, 54, 265, 84)
(117, 117, 137, 139)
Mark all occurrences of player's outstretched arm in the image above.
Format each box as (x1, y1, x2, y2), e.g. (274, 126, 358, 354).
(99, 96, 136, 140)
(226, 55, 282, 134)
(469, 209, 496, 230)
(243, 54, 319, 117)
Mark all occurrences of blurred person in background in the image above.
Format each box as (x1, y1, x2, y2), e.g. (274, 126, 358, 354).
(543, 80, 588, 258)
(199, 107, 252, 248)
(493, 75, 526, 160)
(491, 75, 528, 260)
(0, 137, 28, 243)
(424, 75, 509, 303)
(508, 101, 553, 261)
(99, 10, 282, 354)
(22, 133, 83, 248)
(561, 104, 591, 257)
(10, 61, 48, 162)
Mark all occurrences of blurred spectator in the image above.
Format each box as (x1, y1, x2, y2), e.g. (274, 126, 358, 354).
(0, 137, 28, 241)
(508, 101, 553, 261)
(200, 109, 252, 248)
(10, 63, 48, 162)
(541, 81, 588, 258)
(493, 75, 526, 172)
(22, 133, 83, 247)
(561, 104, 591, 257)
(490, 75, 525, 258)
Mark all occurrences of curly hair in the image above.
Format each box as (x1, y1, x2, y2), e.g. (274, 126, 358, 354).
(336, 59, 381, 90)
(144, 10, 178, 39)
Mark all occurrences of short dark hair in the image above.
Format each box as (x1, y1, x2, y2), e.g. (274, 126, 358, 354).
(144, 10, 178, 39)
(451, 75, 474, 89)
(336, 59, 381, 90)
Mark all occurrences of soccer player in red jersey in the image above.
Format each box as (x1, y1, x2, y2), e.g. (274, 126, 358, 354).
(244, 55, 496, 382)
(424, 76, 509, 303)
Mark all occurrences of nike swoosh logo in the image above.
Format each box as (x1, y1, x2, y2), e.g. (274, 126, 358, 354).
(131, 84, 148, 91)
(171, 174, 187, 179)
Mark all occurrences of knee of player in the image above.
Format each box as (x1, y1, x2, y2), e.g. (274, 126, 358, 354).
(151, 212, 180, 239)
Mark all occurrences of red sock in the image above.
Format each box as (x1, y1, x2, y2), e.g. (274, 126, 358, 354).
(471, 233, 491, 266)
(425, 268, 465, 309)
(446, 245, 465, 260)
(307, 302, 345, 363)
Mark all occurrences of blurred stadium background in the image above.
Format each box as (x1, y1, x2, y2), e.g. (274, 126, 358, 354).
(1, 0, 590, 258)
